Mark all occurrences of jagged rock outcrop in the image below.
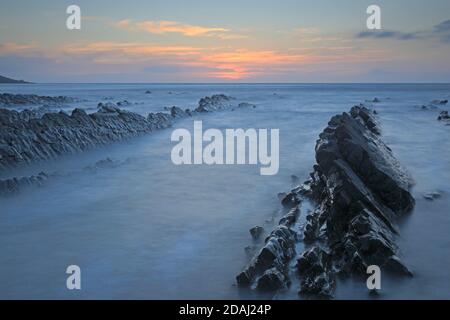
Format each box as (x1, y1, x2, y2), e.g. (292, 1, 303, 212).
(0, 106, 177, 170)
(249, 226, 264, 240)
(195, 94, 234, 112)
(288, 106, 415, 297)
(438, 111, 450, 122)
(236, 206, 300, 291)
(432, 99, 448, 105)
(0, 93, 75, 106)
(0, 94, 249, 171)
(0, 157, 131, 197)
(0, 172, 49, 197)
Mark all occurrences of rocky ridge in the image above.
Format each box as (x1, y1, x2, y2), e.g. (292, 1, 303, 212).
(237, 105, 415, 298)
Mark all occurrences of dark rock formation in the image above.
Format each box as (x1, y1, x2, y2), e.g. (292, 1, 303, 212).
(438, 111, 450, 121)
(297, 247, 335, 297)
(0, 75, 30, 84)
(431, 99, 448, 105)
(0, 172, 49, 197)
(0, 106, 173, 170)
(423, 191, 442, 201)
(290, 106, 415, 297)
(0, 94, 248, 171)
(250, 226, 264, 240)
(236, 206, 300, 291)
(0, 93, 74, 106)
(196, 94, 234, 112)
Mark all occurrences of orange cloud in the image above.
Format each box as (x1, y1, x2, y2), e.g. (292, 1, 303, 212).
(0, 42, 36, 55)
(116, 19, 230, 37)
(198, 50, 313, 79)
(58, 41, 389, 80)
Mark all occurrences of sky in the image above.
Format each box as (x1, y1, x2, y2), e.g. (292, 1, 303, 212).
(0, 0, 450, 83)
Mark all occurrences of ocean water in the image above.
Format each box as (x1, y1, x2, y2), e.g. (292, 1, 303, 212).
(0, 83, 449, 299)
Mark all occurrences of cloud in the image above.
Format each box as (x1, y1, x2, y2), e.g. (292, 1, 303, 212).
(0, 42, 37, 55)
(356, 19, 450, 44)
(356, 30, 420, 40)
(116, 19, 234, 38)
(433, 20, 450, 33)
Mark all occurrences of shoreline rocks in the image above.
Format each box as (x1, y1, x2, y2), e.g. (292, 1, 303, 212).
(236, 105, 415, 297)
(0, 93, 75, 107)
(0, 94, 249, 171)
(290, 106, 415, 297)
(236, 206, 300, 291)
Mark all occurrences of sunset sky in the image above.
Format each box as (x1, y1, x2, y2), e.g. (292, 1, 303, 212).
(1, 0, 450, 82)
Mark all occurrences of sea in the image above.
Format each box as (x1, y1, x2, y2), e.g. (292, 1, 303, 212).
(0, 83, 449, 299)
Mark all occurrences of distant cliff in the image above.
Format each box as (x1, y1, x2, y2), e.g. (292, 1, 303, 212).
(0, 75, 30, 84)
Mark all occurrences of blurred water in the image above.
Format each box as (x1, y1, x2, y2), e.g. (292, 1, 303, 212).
(0, 83, 449, 299)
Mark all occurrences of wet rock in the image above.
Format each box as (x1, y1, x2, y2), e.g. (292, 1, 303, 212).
(421, 105, 439, 111)
(438, 111, 450, 121)
(280, 192, 300, 208)
(279, 206, 300, 227)
(384, 255, 413, 276)
(297, 246, 335, 298)
(0, 93, 75, 107)
(238, 102, 256, 109)
(236, 225, 296, 287)
(1, 94, 255, 170)
(116, 100, 131, 107)
(423, 191, 442, 201)
(169, 106, 191, 118)
(145, 90, 152, 94)
(0, 172, 49, 197)
(237, 202, 301, 290)
(255, 267, 288, 291)
(277, 192, 287, 201)
(250, 226, 264, 240)
(195, 94, 234, 112)
(0, 106, 170, 170)
(291, 105, 415, 297)
(431, 99, 448, 105)
(245, 245, 257, 256)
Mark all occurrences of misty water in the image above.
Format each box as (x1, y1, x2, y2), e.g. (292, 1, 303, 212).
(0, 84, 449, 299)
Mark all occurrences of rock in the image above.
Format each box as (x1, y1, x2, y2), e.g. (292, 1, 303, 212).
(245, 245, 257, 256)
(277, 192, 287, 200)
(0, 95, 255, 170)
(249, 226, 264, 240)
(238, 102, 256, 109)
(423, 191, 442, 201)
(431, 99, 448, 105)
(195, 94, 234, 112)
(145, 90, 152, 94)
(297, 246, 335, 298)
(279, 206, 300, 227)
(116, 100, 131, 107)
(0, 93, 75, 107)
(0, 172, 49, 197)
(255, 267, 288, 291)
(384, 255, 413, 276)
(291, 175, 300, 184)
(280, 192, 300, 208)
(438, 111, 450, 121)
(237, 203, 301, 290)
(236, 225, 296, 287)
(291, 105, 415, 297)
